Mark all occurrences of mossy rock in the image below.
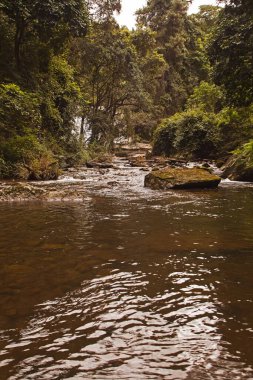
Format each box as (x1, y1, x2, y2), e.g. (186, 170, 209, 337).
(144, 167, 221, 190)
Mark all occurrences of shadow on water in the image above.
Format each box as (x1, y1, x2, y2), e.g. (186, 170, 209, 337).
(0, 185, 253, 379)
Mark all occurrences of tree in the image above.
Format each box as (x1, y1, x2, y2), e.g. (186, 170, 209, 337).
(191, 5, 221, 34)
(87, 0, 121, 20)
(0, 83, 41, 139)
(0, 0, 88, 70)
(74, 20, 163, 145)
(186, 81, 224, 113)
(136, 0, 207, 115)
(39, 56, 81, 140)
(209, 0, 253, 106)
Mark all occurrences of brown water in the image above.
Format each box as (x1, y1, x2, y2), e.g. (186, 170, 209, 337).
(1, 170, 253, 379)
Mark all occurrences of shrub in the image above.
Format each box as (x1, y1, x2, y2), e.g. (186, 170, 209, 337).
(233, 140, 253, 162)
(153, 117, 177, 156)
(0, 157, 14, 178)
(216, 106, 253, 154)
(153, 110, 221, 159)
(0, 135, 59, 180)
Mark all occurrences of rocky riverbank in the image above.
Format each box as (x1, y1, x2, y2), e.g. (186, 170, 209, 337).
(0, 142, 252, 202)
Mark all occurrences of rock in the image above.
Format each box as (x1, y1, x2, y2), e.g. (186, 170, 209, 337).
(19, 164, 59, 181)
(216, 158, 228, 169)
(114, 142, 152, 159)
(0, 183, 46, 201)
(144, 167, 221, 190)
(201, 162, 211, 169)
(68, 168, 77, 173)
(115, 142, 151, 153)
(115, 151, 128, 158)
(149, 156, 188, 169)
(128, 154, 148, 167)
(86, 161, 114, 169)
(221, 155, 253, 181)
(167, 158, 188, 167)
(107, 181, 119, 187)
(145, 150, 153, 159)
(152, 156, 168, 166)
(0, 181, 89, 202)
(73, 173, 86, 180)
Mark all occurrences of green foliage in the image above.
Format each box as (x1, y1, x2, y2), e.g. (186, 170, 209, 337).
(209, 1, 253, 106)
(153, 118, 177, 156)
(154, 102, 253, 159)
(186, 81, 224, 113)
(0, 12, 15, 81)
(129, 111, 159, 141)
(226, 138, 253, 181)
(136, 0, 210, 115)
(233, 140, 253, 162)
(191, 5, 221, 34)
(216, 106, 253, 153)
(0, 83, 41, 137)
(0, 0, 88, 70)
(88, 0, 121, 20)
(0, 0, 252, 180)
(62, 135, 91, 166)
(153, 0, 253, 160)
(0, 157, 12, 178)
(40, 55, 81, 139)
(153, 110, 221, 158)
(75, 22, 165, 145)
(1, 135, 45, 163)
(0, 134, 59, 179)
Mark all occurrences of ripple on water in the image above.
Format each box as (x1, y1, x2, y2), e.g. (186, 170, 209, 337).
(1, 174, 253, 379)
(1, 267, 253, 380)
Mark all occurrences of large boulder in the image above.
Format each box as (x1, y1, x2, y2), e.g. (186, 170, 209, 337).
(144, 167, 221, 190)
(221, 155, 253, 181)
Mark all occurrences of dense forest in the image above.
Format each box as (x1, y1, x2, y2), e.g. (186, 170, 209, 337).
(0, 0, 252, 180)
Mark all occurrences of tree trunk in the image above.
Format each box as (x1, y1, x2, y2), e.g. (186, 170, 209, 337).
(80, 115, 85, 137)
(14, 19, 25, 70)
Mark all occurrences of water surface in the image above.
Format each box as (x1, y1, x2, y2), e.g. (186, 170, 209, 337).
(0, 175, 253, 379)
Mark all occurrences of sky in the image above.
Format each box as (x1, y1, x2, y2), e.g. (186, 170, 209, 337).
(115, 0, 218, 29)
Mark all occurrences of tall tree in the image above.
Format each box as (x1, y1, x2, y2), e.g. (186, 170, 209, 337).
(87, 0, 121, 20)
(209, 0, 253, 106)
(75, 21, 155, 145)
(0, 0, 88, 70)
(136, 0, 204, 115)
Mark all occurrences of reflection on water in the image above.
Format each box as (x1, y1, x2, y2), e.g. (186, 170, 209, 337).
(0, 186, 253, 379)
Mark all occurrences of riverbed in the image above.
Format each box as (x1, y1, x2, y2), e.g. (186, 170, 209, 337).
(0, 160, 253, 379)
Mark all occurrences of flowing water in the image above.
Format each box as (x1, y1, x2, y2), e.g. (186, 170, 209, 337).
(1, 164, 253, 379)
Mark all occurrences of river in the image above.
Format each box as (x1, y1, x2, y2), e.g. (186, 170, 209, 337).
(0, 162, 253, 379)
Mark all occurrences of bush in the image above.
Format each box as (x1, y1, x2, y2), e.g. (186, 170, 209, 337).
(62, 136, 90, 167)
(2, 135, 45, 163)
(0, 157, 14, 178)
(216, 106, 253, 154)
(153, 110, 220, 159)
(222, 140, 253, 182)
(153, 118, 177, 156)
(0, 135, 59, 180)
(233, 140, 253, 162)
